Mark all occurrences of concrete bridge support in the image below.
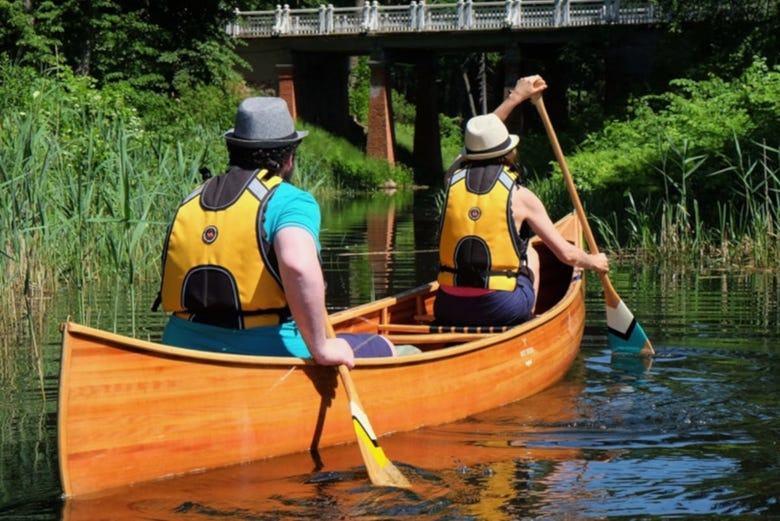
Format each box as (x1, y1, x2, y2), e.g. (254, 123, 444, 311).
(271, 54, 399, 169)
(281, 52, 443, 178)
(292, 53, 364, 147)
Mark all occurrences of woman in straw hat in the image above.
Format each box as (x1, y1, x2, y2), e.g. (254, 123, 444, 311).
(435, 75, 609, 326)
(155, 97, 395, 366)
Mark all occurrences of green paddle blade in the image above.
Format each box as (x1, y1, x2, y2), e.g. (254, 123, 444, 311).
(606, 298, 654, 357)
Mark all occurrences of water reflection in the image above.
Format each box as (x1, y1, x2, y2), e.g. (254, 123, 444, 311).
(1, 192, 779, 519)
(320, 190, 440, 310)
(53, 343, 778, 519)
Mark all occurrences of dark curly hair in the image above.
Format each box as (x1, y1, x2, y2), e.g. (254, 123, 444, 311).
(227, 143, 299, 173)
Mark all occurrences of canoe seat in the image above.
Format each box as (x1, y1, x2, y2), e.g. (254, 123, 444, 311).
(379, 323, 511, 334)
(386, 332, 493, 344)
(382, 322, 512, 347)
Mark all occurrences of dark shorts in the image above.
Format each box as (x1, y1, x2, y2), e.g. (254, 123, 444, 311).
(338, 333, 395, 358)
(433, 277, 535, 327)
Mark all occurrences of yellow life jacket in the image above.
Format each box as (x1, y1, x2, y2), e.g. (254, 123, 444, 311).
(158, 167, 288, 329)
(438, 163, 527, 291)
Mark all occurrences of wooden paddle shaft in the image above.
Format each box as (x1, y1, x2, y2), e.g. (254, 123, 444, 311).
(325, 309, 411, 487)
(531, 95, 621, 308)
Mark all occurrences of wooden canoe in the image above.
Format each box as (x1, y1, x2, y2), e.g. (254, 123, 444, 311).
(61, 379, 587, 519)
(57, 213, 585, 498)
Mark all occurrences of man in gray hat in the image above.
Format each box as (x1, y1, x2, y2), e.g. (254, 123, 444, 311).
(155, 97, 395, 366)
(434, 76, 609, 326)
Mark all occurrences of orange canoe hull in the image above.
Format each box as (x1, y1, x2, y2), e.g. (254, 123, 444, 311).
(58, 214, 585, 497)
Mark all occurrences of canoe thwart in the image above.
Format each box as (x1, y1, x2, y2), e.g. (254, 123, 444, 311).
(379, 323, 511, 334)
(386, 332, 494, 345)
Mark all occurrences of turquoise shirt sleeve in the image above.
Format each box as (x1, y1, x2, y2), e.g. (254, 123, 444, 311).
(263, 181, 322, 252)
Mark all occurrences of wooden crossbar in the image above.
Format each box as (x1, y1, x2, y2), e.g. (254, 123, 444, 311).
(378, 323, 511, 334)
(387, 332, 492, 344)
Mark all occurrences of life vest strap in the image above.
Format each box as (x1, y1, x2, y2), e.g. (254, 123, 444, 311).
(438, 264, 534, 285)
(173, 306, 291, 329)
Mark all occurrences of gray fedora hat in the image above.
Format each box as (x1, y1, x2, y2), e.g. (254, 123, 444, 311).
(461, 113, 519, 161)
(224, 97, 308, 148)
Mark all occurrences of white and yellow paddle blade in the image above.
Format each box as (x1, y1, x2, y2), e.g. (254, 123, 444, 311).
(347, 398, 411, 488)
(338, 365, 411, 488)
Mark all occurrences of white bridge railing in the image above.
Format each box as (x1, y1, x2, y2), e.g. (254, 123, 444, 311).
(228, 0, 662, 38)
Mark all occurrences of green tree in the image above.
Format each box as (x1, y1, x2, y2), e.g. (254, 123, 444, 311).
(0, 0, 63, 66)
(1, 0, 248, 94)
(651, 0, 780, 76)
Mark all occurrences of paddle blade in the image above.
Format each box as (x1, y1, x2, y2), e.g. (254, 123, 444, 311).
(532, 94, 655, 358)
(336, 365, 411, 488)
(347, 399, 412, 488)
(606, 298, 655, 357)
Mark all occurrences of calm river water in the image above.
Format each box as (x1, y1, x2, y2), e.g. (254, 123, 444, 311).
(1, 191, 778, 520)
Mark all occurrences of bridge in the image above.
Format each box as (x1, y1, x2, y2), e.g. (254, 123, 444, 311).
(229, 0, 665, 182)
(229, 0, 661, 38)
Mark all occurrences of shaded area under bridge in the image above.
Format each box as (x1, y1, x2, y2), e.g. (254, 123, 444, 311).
(231, 0, 666, 184)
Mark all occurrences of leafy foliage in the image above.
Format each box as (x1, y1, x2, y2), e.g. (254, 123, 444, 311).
(553, 56, 780, 265)
(348, 56, 370, 123)
(1, 0, 246, 94)
(650, 0, 779, 80)
(297, 122, 413, 192)
(0, 0, 63, 66)
(566, 58, 780, 206)
(651, 0, 778, 27)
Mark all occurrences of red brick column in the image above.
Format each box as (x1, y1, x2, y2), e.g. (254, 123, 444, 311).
(366, 59, 395, 166)
(276, 63, 297, 120)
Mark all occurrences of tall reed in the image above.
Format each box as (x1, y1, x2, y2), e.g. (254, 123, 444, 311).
(0, 62, 414, 339)
(617, 137, 780, 269)
(0, 65, 211, 339)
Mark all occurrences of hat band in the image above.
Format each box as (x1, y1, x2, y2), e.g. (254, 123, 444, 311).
(465, 136, 513, 156)
(236, 131, 299, 141)
(276, 131, 300, 141)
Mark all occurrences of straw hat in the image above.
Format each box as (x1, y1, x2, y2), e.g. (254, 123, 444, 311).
(461, 113, 519, 160)
(224, 97, 308, 149)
